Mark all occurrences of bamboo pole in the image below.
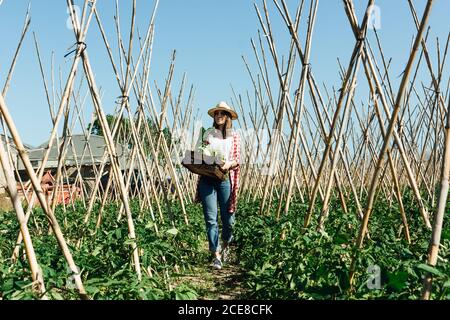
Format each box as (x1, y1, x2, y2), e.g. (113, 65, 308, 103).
(304, 0, 375, 227)
(1, 3, 89, 298)
(343, 0, 427, 237)
(0, 132, 47, 298)
(421, 61, 450, 302)
(0, 92, 88, 299)
(350, 0, 435, 286)
(275, 0, 318, 218)
(19, 2, 96, 214)
(67, 0, 142, 280)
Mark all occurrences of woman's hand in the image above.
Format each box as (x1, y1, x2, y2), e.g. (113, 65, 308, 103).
(220, 160, 237, 172)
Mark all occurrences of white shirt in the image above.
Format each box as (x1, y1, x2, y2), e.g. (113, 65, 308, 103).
(196, 128, 233, 162)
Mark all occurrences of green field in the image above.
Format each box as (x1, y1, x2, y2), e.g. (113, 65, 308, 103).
(1, 194, 448, 300)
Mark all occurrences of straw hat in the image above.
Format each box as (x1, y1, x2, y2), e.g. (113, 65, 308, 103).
(207, 101, 238, 120)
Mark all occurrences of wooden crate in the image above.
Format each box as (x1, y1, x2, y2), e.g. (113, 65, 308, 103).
(181, 151, 227, 181)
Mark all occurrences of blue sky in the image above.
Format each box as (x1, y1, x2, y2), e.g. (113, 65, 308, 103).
(0, 0, 449, 146)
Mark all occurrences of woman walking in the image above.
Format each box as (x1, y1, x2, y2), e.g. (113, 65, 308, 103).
(196, 101, 241, 270)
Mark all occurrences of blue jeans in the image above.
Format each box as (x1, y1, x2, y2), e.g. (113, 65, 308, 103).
(198, 176, 235, 253)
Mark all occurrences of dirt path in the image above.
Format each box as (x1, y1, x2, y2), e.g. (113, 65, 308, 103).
(175, 243, 248, 300)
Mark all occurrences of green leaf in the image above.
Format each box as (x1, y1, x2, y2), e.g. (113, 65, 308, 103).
(417, 264, 444, 277)
(85, 278, 104, 285)
(2, 278, 13, 292)
(441, 229, 450, 240)
(86, 285, 100, 295)
(11, 290, 28, 300)
(334, 234, 349, 245)
(388, 271, 408, 291)
(166, 228, 179, 236)
(403, 248, 414, 256)
(124, 238, 136, 245)
(50, 290, 64, 300)
(92, 246, 102, 257)
(443, 280, 450, 288)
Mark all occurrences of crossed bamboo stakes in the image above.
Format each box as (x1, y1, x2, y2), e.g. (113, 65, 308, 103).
(235, 0, 447, 299)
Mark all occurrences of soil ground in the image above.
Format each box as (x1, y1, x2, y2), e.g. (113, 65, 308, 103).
(174, 242, 247, 300)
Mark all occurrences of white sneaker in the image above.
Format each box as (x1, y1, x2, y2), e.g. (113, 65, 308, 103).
(212, 257, 222, 270)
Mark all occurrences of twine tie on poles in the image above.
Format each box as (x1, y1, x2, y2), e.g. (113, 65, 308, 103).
(64, 41, 87, 58)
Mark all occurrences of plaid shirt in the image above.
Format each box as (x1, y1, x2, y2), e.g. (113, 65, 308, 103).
(228, 131, 241, 213)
